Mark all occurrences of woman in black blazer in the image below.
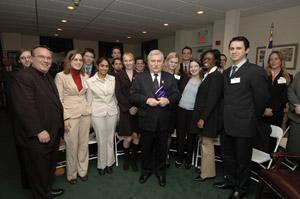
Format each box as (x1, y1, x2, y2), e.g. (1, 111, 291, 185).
(262, 51, 291, 152)
(191, 49, 223, 181)
(263, 51, 290, 126)
(115, 52, 139, 171)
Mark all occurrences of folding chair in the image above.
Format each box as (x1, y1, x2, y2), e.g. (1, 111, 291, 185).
(114, 133, 124, 166)
(251, 125, 285, 181)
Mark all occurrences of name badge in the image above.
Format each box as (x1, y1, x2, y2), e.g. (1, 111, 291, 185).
(277, 77, 287, 84)
(230, 77, 240, 84)
(174, 74, 181, 80)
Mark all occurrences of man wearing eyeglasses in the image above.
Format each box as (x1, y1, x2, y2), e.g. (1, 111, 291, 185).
(10, 46, 64, 199)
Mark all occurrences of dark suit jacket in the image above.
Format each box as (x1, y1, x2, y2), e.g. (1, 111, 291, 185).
(191, 70, 223, 137)
(264, 70, 288, 126)
(223, 61, 269, 137)
(10, 67, 64, 149)
(179, 63, 190, 92)
(130, 71, 180, 132)
(115, 70, 136, 113)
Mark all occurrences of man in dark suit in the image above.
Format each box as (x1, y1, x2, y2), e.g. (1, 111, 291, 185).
(130, 50, 180, 187)
(179, 46, 192, 83)
(215, 36, 269, 199)
(83, 48, 96, 77)
(10, 46, 64, 199)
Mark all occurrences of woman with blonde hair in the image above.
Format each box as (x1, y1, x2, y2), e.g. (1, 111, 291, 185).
(55, 50, 91, 184)
(262, 51, 290, 152)
(115, 52, 139, 171)
(264, 51, 290, 126)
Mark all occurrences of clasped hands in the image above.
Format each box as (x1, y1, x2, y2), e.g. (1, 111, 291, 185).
(146, 97, 169, 107)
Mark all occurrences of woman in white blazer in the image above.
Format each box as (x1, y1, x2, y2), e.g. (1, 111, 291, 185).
(85, 57, 118, 175)
(55, 50, 91, 184)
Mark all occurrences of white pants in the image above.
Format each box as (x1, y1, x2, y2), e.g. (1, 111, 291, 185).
(64, 115, 91, 181)
(92, 115, 117, 169)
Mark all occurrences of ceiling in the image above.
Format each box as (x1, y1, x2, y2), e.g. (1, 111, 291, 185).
(0, 0, 299, 43)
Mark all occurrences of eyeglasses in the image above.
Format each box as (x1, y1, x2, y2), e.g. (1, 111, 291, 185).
(34, 55, 52, 61)
(20, 56, 31, 60)
(72, 58, 83, 62)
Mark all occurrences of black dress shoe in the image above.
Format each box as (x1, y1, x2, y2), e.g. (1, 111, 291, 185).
(98, 169, 106, 176)
(184, 162, 192, 169)
(194, 176, 215, 182)
(106, 166, 113, 174)
(228, 191, 246, 199)
(51, 188, 64, 197)
(68, 179, 77, 184)
(157, 175, 166, 187)
(175, 160, 182, 168)
(79, 175, 88, 181)
(139, 174, 151, 184)
(214, 181, 234, 189)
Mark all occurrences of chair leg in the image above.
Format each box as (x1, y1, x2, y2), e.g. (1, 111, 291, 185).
(255, 179, 265, 199)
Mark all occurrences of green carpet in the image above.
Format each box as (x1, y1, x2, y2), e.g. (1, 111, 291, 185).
(0, 110, 257, 199)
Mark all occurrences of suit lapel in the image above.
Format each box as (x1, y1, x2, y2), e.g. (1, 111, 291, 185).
(46, 74, 63, 110)
(232, 62, 249, 78)
(145, 71, 156, 95)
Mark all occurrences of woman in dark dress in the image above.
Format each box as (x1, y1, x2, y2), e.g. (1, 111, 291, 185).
(191, 49, 223, 181)
(115, 52, 139, 171)
(262, 51, 291, 152)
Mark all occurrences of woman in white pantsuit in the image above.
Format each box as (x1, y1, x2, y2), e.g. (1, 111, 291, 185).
(55, 50, 91, 184)
(85, 57, 118, 175)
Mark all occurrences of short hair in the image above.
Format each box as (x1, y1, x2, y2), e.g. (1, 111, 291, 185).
(112, 46, 121, 51)
(228, 36, 250, 50)
(147, 50, 164, 62)
(182, 46, 192, 54)
(200, 49, 221, 67)
(31, 45, 51, 56)
(135, 56, 144, 63)
(221, 54, 227, 61)
(96, 57, 110, 66)
(82, 48, 95, 58)
(122, 52, 135, 61)
(63, 50, 85, 75)
(112, 57, 122, 65)
(16, 49, 31, 62)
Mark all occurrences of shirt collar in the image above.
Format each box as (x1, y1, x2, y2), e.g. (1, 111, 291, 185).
(203, 66, 217, 80)
(233, 58, 247, 69)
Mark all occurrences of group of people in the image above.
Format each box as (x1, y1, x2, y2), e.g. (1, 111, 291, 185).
(5, 35, 300, 199)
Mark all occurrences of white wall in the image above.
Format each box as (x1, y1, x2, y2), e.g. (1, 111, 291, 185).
(158, 35, 175, 56)
(175, 26, 213, 60)
(239, 6, 300, 74)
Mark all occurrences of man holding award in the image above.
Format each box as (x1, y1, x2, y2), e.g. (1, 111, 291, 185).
(130, 50, 180, 187)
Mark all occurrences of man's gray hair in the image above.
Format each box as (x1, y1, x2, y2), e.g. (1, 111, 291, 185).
(147, 49, 164, 62)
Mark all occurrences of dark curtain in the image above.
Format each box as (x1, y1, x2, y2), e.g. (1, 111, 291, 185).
(98, 41, 123, 58)
(39, 36, 73, 53)
(141, 39, 158, 59)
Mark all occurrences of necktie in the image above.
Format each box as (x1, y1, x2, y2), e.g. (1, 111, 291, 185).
(153, 74, 159, 91)
(230, 65, 238, 78)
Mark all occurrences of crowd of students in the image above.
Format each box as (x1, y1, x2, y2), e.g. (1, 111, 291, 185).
(4, 35, 300, 199)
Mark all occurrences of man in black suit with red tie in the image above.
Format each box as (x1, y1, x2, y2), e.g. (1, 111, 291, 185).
(10, 46, 64, 199)
(130, 50, 180, 187)
(215, 36, 269, 199)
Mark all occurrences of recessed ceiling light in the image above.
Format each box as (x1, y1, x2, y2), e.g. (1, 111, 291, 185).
(127, 36, 131, 39)
(61, 19, 68, 23)
(142, 31, 147, 34)
(54, 33, 59, 37)
(116, 40, 119, 42)
(163, 23, 169, 26)
(57, 28, 62, 31)
(67, 5, 76, 10)
(196, 10, 204, 15)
